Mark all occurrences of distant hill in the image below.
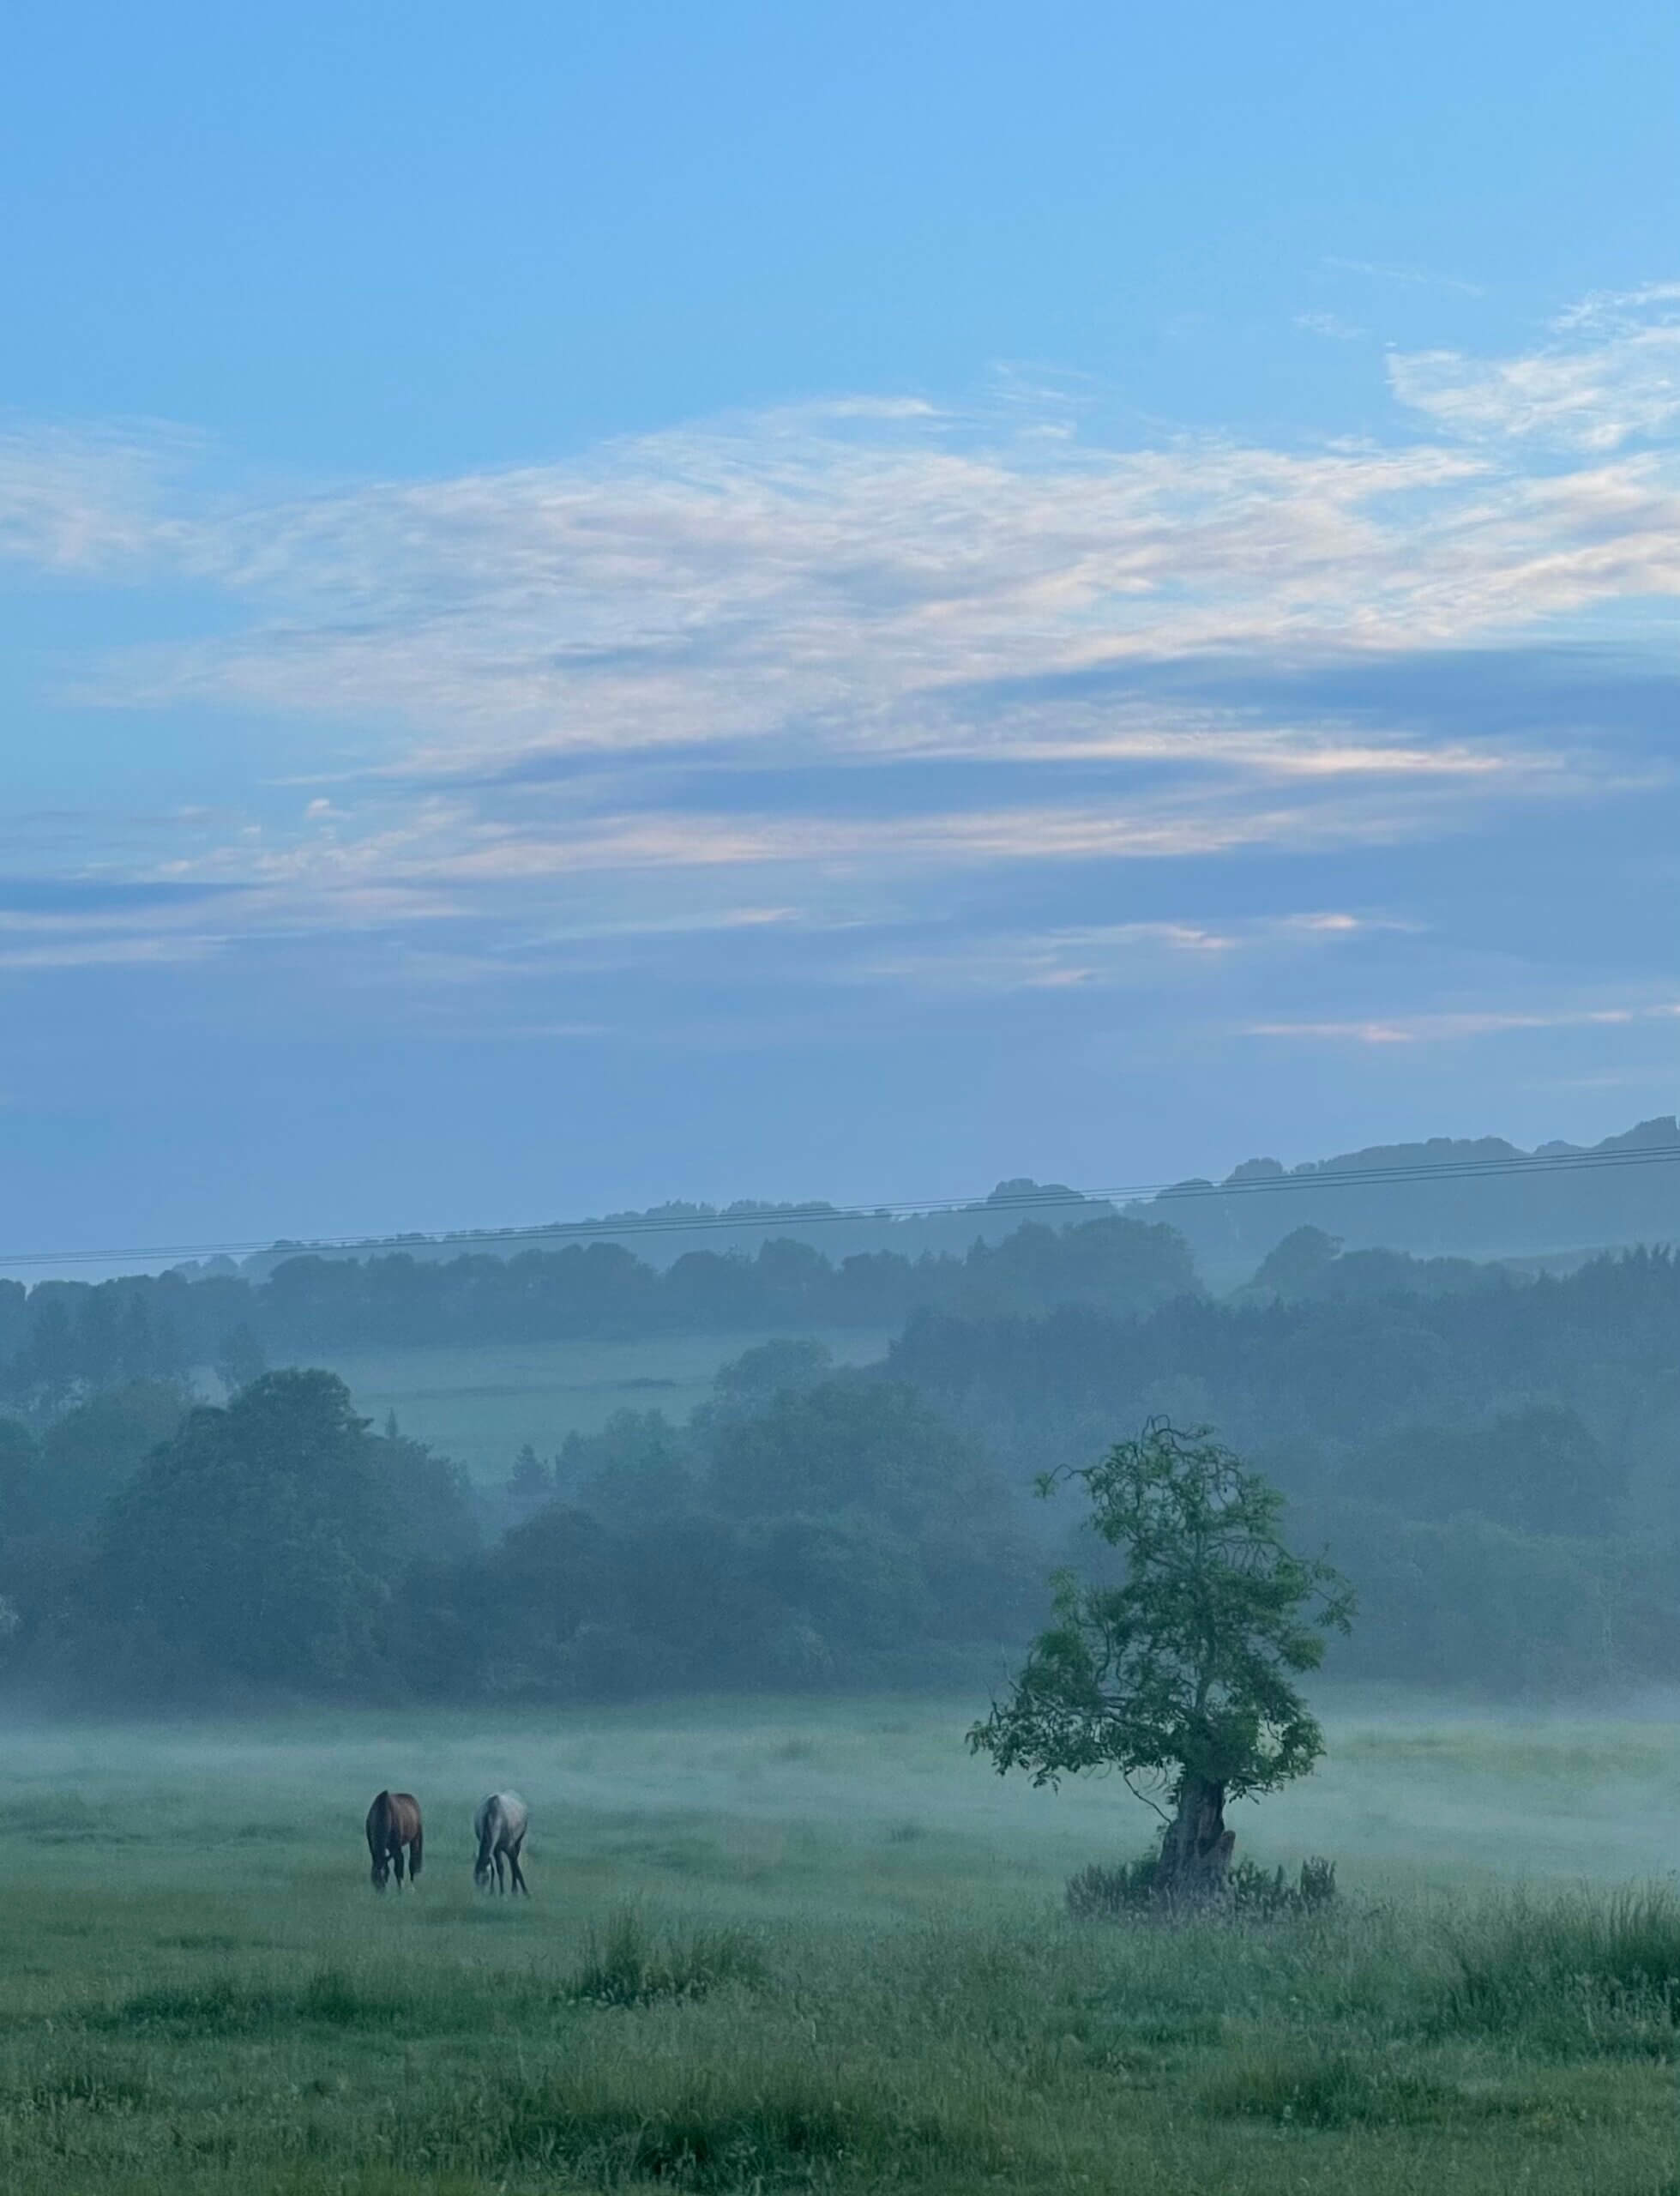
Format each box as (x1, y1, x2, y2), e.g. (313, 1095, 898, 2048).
(1142, 1116, 1680, 1287)
(186, 1179, 1125, 1282)
(175, 1116, 1680, 1291)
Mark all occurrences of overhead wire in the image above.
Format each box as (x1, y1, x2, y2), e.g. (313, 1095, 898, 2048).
(4, 1134, 1680, 1275)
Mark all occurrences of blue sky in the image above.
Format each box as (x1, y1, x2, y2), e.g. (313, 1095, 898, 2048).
(4, 2, 1680, 1258)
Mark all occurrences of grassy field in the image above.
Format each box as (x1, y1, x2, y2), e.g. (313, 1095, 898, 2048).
(289, 1330, 894, 1479)
(0, 1692, 1675, 2194)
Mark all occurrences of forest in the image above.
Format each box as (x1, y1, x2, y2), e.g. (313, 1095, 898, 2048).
(0, 1220, 1676, 1705)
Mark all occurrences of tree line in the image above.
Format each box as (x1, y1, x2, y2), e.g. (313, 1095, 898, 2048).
(0, 1214, 1195, 1404)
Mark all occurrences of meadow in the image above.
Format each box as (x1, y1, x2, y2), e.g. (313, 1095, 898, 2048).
(295, 1330, 894, 1479)
(0, 1692, 1674, 2195)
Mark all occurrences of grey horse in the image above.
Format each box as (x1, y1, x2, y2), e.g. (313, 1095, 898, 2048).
(473, 1790, 530, 1894)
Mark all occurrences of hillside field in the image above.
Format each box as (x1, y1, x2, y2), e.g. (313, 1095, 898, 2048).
(0, 1692, 1674, 2193)
(283, 1330, 894, 1479)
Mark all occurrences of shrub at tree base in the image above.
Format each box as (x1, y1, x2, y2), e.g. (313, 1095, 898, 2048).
(1066, 1850, 1338, 1922)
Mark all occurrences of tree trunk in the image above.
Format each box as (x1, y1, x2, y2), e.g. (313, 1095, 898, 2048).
(1154, 1776, 1234, 1907)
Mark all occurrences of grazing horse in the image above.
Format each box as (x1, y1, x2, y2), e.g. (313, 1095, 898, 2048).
(365, 1790, 423, 1891)
(473, 1790, 530, 1895)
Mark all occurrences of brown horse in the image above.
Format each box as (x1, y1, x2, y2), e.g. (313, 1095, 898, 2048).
(365, 1790, 423, 1891)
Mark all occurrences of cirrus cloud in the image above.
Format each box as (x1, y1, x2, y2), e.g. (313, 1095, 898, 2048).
(3, 286, 1680, 1064)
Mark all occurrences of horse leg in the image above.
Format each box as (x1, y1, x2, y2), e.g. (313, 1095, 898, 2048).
(509, 1841, 529, 1896)
(392, 1842, 406, 1890)
(493, 1849, 505, 1894)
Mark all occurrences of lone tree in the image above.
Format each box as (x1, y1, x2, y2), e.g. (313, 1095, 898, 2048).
(970, 1421, 1353, 1903)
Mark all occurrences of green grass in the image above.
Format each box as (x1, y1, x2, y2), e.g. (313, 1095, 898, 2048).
(565, 1906, 769, 2006)
(0, 1694, 1676, 2192)
(286, 1329, 893, 1476)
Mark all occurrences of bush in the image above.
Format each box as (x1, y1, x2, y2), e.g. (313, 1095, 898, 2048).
(1066, 1853, 1160, 1918)
(1067, 1850, 1337, 1921)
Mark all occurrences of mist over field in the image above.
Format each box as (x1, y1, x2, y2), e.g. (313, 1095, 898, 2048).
(2, 1689, 1674, 1892)
(1, 1688, 1677, 2193)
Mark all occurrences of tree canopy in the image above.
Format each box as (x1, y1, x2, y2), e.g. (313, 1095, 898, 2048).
(89, 1370, 473, 1694)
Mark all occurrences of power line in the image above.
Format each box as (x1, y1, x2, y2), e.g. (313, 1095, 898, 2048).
(5, 1135, 1680, 1276)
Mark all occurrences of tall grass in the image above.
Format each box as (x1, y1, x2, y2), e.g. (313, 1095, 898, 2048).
(1206, 2050, 1464, 2129)
(1436, 1885, 1680, 2049)
(0, 1883, 1673, 2192)
(565, 1905, 768, 2006)
(426, 2056, 1005, 2188)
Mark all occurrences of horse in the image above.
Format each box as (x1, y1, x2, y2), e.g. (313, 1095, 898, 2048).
(473, 1790, 530, 1894)
(365, 1789, 423, 1891)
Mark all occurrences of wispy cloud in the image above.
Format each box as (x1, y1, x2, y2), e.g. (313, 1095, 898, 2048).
(1389, 287, 1680, 451)
(1249, 1000, 1680, 1047)
(135, 764, 1584, 907)
(0, 422, 196, 574)
(877, 703, 1567, 781)
(6, 292, 1677, 792)
(846, 910, 1408, 999)
(0, 936, 214, 970)
(4, 285, 1680, 1040)
(1322, 256, 1484, 297)
(80, 431, 1506, 767)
